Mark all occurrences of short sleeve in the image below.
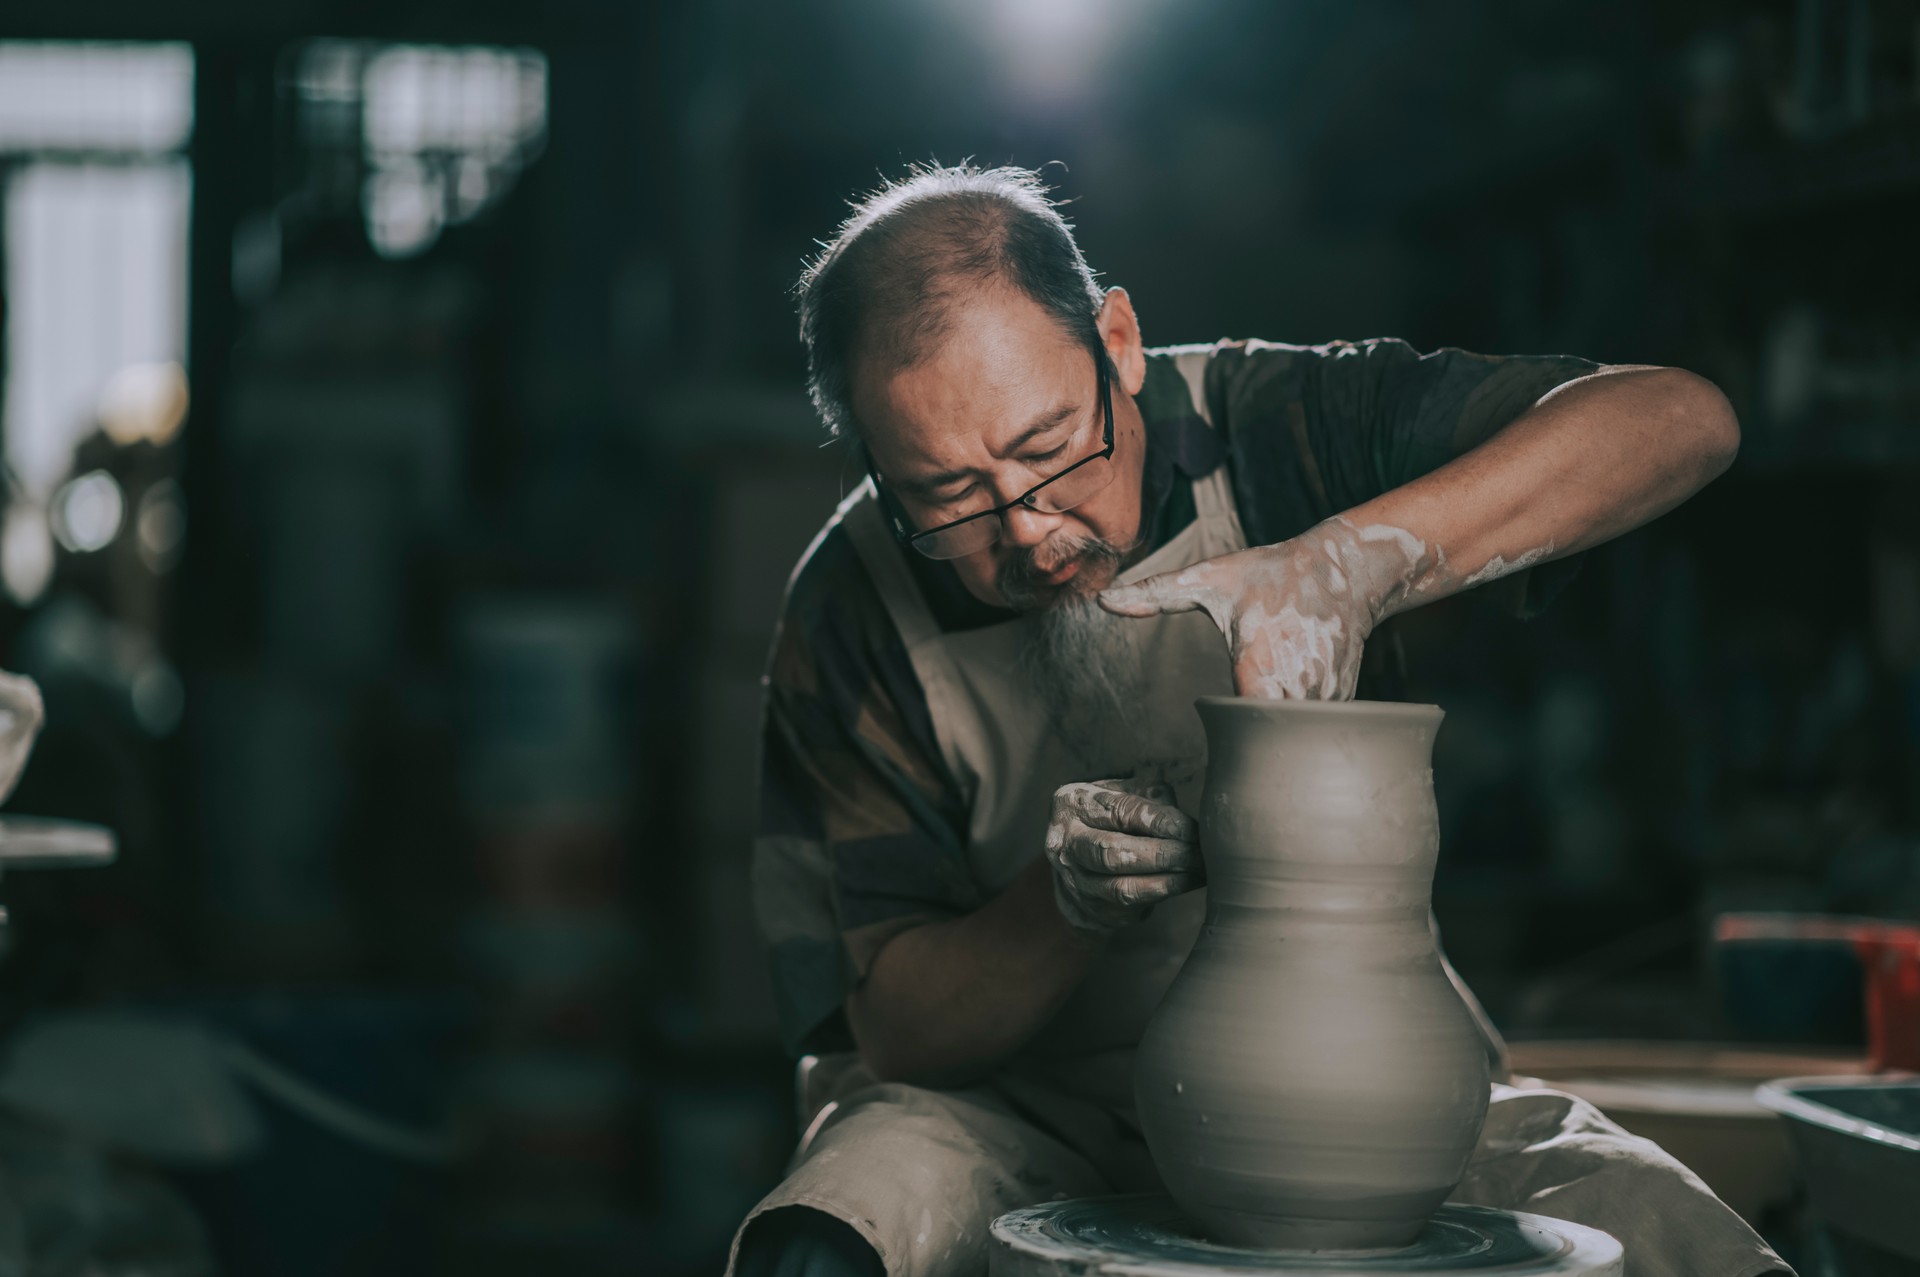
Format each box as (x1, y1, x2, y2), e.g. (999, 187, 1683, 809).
(751, 522, 977, 1057)
(1212, 338, 1598, 617)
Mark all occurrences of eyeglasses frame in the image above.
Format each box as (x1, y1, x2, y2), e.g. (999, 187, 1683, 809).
(866, 346, 1116, 559)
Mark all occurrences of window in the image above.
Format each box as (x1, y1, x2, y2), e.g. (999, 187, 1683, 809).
(289, 40, 547, 259)
(0, 42, 194, 603)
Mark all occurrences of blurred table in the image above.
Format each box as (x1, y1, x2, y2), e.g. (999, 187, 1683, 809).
(1509, 1039, 1868, 1226)
(0, 818, 115, 869)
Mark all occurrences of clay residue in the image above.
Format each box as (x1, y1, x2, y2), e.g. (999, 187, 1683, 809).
(1100, 518, 1566, 703)
(1212, 516, 1448, 700)
(1102, 516, 1444, 701)
(1460, 541, 1555, 589)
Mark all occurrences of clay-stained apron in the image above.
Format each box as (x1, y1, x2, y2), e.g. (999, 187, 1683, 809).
(734, 349, 1788, 1277)
(840, 346, 1244, 1088)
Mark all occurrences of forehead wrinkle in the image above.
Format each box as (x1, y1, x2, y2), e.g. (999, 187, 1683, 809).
(900, 401, 1080, 494)
(856, 279, 1092, 488)
(888, 390, 1084, 493)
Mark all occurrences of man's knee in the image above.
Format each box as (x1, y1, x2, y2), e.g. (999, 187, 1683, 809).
(736, 1207, 883, 1277)
(736, 1078, 1109, 1277)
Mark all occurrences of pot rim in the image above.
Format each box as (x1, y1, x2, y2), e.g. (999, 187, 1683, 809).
(1196, 695, 1444, 725)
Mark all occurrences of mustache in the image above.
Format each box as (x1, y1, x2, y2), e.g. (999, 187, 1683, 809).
(996, 532, 1126, 611)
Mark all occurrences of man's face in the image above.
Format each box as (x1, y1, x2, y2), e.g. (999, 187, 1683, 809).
(853, 285, 1149, 611)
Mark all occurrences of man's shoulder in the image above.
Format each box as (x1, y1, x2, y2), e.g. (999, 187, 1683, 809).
(1201, 336, 1419, 377)
(1185, 337, 1465, 432)
(783, 488, 873, 611)
(768, 487, 897, 686)
(1148, 337, 1395, 408)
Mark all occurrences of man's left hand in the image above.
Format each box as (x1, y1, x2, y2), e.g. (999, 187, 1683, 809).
(1098, 516, 1437, 700)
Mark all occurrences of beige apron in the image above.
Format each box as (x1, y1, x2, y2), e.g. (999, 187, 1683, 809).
(729, 349, 1241, 1276)
(730, 348, 1790, 1277)
(839, 348, 1242, 1084)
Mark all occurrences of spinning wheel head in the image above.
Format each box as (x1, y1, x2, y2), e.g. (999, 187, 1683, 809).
(989, 1196, 1622, 1276)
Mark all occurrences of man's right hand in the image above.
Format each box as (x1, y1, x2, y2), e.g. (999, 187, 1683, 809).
(848, 780, 1200, 1083)
(1044, 778, 1202, 938)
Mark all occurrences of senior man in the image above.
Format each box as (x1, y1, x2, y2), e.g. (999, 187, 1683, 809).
(735, 164, 1787, 1277)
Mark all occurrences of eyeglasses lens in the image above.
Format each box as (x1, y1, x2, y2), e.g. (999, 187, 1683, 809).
(1024, 454, 1113, 514)
(911, 453, 1115, 560)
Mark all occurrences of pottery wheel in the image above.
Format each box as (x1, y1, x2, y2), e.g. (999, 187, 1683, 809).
(990, 1195, 1622, 1277)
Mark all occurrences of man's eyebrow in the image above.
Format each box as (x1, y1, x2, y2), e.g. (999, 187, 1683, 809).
(904, 403, 1079, 494)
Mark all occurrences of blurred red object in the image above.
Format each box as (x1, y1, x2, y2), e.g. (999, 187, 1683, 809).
(1716, 914, 1920, 1071)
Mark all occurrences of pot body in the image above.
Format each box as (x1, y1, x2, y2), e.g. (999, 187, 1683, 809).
(1135, 697, 1490, 1251)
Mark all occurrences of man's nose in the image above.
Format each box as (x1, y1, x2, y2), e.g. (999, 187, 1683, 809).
(999, 502, 1060, 548)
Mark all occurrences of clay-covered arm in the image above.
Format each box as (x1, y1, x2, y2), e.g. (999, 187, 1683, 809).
(845, 854, 1093, 1085)
(1101, 366, 1739, 698)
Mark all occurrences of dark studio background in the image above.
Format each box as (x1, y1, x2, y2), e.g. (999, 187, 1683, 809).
(0, 0, 1911, 1273)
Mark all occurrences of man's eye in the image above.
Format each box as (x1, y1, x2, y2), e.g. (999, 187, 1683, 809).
(926, 484, 978, 509)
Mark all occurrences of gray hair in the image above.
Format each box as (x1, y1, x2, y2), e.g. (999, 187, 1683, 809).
(795, 162, 1106, 438)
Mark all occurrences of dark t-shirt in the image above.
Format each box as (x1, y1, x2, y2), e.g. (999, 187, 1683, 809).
(755, 338, 1597, 1055)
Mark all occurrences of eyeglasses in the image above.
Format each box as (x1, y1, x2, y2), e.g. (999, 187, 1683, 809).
(870, 349, 1117, 561)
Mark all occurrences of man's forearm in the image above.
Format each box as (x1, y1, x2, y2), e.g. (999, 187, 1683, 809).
(1098, 365, 1739, 700)
(845, 855, 1093, 1085)
(1357, 365, 1740, 613)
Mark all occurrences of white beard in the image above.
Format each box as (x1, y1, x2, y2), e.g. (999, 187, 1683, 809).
(1020, 588, 1148, 754)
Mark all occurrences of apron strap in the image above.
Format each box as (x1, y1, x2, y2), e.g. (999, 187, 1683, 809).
(1171, 345, 1248, 556)
(1191, 468, 1248, 556)
(847, 346, 1253, 642)
(1172, 348, 1214, 428)
(842, 481, 945, 651)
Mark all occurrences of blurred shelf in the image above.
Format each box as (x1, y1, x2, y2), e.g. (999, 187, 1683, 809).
(645, 382, 823, 449)
(0, 818, 116, 868)
(1735, 421, 1920, 470)
(1509, 1039, 1870, 1082)
(1674, 115, 1920, 218)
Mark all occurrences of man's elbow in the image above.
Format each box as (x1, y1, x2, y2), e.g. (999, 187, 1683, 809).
(1650, 366, 1741, 478)
(845, 993, 983, 1087)
(853, 1035, 981, 1088)
(848, 1015, 924, 1084)
(854, 1039, 917, 1084)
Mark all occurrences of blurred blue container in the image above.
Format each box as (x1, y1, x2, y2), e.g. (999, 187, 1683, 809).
(1714, 913, 1869, 1047)
(1757, 1077, 1920, 1275)
(1717, 939, 1866, 1045)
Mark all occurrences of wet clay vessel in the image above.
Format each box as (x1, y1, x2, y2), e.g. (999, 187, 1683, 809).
(1135, 697, 1490, 1251)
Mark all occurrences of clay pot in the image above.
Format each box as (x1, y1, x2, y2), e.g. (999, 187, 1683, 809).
(1134, 697, 1490, 1251)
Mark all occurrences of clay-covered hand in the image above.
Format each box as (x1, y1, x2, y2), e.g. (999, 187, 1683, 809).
(1044, 777, 1201, 938)
(1099, 516, 1439, 700)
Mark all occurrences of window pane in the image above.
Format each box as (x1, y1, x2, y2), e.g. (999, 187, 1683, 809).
(0, 42, 193, 152)
(3, 161, 193, 497)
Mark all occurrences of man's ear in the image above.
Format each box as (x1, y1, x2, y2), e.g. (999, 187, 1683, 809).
(1098, 287, 1147, 397)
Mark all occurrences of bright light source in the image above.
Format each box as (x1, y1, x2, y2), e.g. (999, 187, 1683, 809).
(1, 507, 52, 605)
(991, 0, 1107, 48)
(363, 160, 443, 259)
(0, 43, 194, 152)
(51, 470, 125, 553)
(97, 360, 189, 447)
(452, 155, 491, 221)
(982, 0, 1128, 108)
(136, 478, 186, 573)
(363, 45, 546, 161)
(291, 40, 546, 257)
(4, 162, 192, 498)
